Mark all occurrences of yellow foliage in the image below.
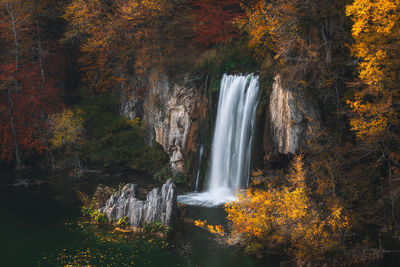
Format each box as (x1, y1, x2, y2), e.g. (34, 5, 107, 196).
(194, 220, 225, 237)
(346, 0, 400, 139)
(113, 227, 131, 233)
(224, 155, 350, 261)
(251, 168, 263, 177)
(48, 109, 85, 150)
(127, 117, 145, 129)
(194, 219, 206, 228)
(237, 0, 286, 57)
(120, 0, 162, 21)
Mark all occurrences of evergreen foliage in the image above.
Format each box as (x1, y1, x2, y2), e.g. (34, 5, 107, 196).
(78, 94, 168, 173)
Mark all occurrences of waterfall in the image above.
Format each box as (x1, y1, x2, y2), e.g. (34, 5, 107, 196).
(178, 74, 259, 206)
(195, 144, 204, 192)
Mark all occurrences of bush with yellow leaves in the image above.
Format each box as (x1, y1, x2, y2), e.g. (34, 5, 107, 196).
(48, 109, 85, 150)
(223, 155, 349, 261)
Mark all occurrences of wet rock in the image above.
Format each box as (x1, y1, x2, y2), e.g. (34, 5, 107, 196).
(269, 74, 319, 155)
(100, 180, 177, 227)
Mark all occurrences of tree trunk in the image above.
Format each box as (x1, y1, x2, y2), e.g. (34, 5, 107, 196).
(388, 161, 397, 226)
(7, 88, 23, 170)
(35, 19, 55, 168)
(8, 3, 23, 169)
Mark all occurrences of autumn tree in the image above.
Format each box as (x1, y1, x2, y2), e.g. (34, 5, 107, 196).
(222, 155, 349, 261)
(346, 0, 400, 231)
(239, 0, 352, 109)
(0, 0, 31, 169)
(191, 0, 243, 47)
(63, 0, 192, 94)
(346, 0, 400, 139)
(0, 0, 65, 168)
(62, 0, 117, 93)
(48, 109, 85, 170)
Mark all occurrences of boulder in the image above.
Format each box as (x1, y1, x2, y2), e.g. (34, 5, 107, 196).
(100, 179, 177, 227)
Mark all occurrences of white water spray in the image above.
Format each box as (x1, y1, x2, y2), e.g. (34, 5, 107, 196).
(178, 74, 259, 206)
(195, 144, 204, 192)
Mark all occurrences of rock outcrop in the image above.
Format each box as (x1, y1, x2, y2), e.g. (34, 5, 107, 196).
(100, 179, 177, 227)
(144, 72, 201, 175)
(121, 70, 201, 175)
(120, 88, 138, 120)
(269, 74, 319, 155)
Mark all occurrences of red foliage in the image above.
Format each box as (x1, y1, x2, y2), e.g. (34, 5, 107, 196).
(0, 43, 65, 161)
(191, 0, 244, 46)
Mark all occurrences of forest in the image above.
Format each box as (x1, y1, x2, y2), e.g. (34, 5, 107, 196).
(0, 0, 399, 266)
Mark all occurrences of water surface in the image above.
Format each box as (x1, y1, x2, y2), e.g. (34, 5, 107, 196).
(0, 173, 271, 267)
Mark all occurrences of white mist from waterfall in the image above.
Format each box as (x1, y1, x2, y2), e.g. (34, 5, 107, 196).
(178, 74, 259, 207)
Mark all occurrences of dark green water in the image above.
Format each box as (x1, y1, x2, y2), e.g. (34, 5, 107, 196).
(1, 172, 399, 267)
(0, 173, 273, 267)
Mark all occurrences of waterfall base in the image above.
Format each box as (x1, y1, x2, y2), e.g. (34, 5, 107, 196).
(177, 189, 237, 207)
(180, 74, 259, 208)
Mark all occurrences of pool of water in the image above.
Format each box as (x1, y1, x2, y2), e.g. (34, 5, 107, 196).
(1, 171, 399, 267)
(0, 173, 273, 267)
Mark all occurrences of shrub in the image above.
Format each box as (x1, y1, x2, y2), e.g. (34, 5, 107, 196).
(143, 222, 164, 233)
(153, 165, 184, 184)
(193, 39, 258, 91)
(225, 155, 350, 261)
(117, 216, 128, 227)
(77, 94, 168, 173)
(195, 155, 350, 262)
(81, 206, 106, 223)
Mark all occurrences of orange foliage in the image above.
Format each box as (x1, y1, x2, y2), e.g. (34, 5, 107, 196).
(64, 0, 191, 92)
(194, 220, 225, 237)
(224, 155, 350, 260)
(346, 0, 400, 139)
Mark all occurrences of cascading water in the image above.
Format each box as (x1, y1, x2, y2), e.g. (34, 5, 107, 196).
(178, 74, 259, 206)
(195, 144, 204, 192)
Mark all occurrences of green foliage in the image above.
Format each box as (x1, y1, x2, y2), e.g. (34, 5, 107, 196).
(143, 222, 164, 233)
(93, 210, 106, 223)
(81, 205, 94, 217)
(153, 165, 183, 184)
(193, 39, 258, 91)
(143, 222, 172, 235)
(77, 94, 168, 173)
(164, 226, 173, 235)
(244, 243, 262, 254)
(81, 206, 106, 223)
(116, 216, 128, 227)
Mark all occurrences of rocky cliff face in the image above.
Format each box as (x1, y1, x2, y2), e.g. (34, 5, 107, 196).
(269, 74, 319, 155)
(120, 88, 138, 120)
(100, 180, 177, 227)
(121, 71, 318, 177)
(120, 71, 201, 175)
(144, 72, 201, 175)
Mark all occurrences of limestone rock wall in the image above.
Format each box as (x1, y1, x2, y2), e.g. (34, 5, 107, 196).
(269, 74, 319, 155)
(120, 71, 201, 175)
(120, 88, 138, 120)
(120, 70, 319, 176)
(100, 180, 177, 227)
